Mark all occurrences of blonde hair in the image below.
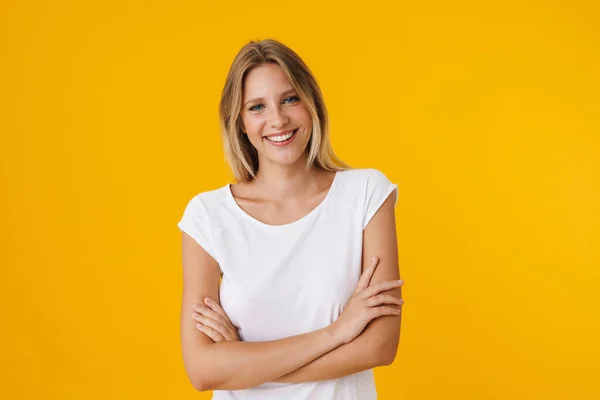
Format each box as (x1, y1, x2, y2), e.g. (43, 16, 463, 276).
(219, 39, 351, 182)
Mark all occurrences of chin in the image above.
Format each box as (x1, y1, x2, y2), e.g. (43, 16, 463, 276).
(261, 146, 310, 166)
(268, 154, 305, 166)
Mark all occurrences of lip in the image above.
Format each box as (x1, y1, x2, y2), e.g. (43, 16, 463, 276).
(264, 129, 298, 147)
(263, 129, 296, 138)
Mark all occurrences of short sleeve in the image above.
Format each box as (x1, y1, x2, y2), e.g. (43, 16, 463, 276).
(177, 196, 218, 261)
(363, 169, 398, 230)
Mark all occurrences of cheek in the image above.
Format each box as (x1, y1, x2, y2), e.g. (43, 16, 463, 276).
(292, 105, 312, 124)
(243, 114, 265, 132)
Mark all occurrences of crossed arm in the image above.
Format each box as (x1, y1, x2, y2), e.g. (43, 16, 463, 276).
(180, 193, 402, 390)
(273, 306, 401, 383)
(274, 193, 402, 383)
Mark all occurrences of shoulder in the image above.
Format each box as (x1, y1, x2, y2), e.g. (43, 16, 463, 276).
(335, 168, 395, 193)
(338, 167, 391, 180)
(182, 185, 228, 212)
(177, 183, 234, 239)
(333, 168, 398, 229)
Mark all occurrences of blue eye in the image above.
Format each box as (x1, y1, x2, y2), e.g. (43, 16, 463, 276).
(248, 96, 300, 111)
(284, 96, 300, 104)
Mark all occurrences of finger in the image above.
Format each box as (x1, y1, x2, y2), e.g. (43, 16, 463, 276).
(195, 304, 232, 330)
(194, 316, 227, 341)
(192, 312, 235, 341)
(362, 279, 404, 299)
(369, 306, 402, 320)
(203, 299, 241, 330)
(355, 257, 379, 292)
(204, 298, 237, 327)
(196, 323, 225, 342)
(365, 293, 405, 308)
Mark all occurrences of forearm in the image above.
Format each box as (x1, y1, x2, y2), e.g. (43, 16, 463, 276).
(272, 320, 385, 383)
(198, 326, 343, 391)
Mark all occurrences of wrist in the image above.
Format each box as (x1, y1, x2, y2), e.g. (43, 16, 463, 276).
(322, 322, 345, 347)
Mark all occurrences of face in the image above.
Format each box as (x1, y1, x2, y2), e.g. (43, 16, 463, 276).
(240, 63, 313, 168)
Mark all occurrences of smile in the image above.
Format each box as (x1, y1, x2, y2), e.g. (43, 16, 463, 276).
(264, 129, 298, 145)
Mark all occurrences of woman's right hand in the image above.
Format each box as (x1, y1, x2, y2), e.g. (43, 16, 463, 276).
(329, 256, 404, 345)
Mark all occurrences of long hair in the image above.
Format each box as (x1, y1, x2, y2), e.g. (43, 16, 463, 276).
(219, 39, 350, 182)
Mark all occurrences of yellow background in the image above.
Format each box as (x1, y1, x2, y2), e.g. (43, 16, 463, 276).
(1, 0, 599, 398)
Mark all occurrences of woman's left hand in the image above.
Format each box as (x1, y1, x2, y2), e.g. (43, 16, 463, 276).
(192, 298, 241, 342)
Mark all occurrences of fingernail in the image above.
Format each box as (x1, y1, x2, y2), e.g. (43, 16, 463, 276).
(204, 297, 212, 304)
(397, 280, 404, 284)
(372, 256, 378, 262)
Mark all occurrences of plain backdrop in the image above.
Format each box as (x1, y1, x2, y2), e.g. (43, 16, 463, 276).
(1, 0, 599, 399)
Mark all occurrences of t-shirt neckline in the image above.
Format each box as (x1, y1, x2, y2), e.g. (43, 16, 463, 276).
(225, 171, 340, 230)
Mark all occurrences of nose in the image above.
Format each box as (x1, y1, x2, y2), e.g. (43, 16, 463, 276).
(269, 105, 289, 129)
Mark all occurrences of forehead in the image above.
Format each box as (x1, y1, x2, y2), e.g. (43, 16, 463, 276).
(243, 63, 292, 98)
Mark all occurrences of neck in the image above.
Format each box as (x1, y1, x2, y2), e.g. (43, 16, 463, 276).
(252, 153, 322, 201)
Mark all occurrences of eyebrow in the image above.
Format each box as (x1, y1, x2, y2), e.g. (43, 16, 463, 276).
(243, 88, 297, 107)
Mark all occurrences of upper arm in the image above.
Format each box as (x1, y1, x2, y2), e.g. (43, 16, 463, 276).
(361, 189, 402, 366)
(180, 231, 222, 391)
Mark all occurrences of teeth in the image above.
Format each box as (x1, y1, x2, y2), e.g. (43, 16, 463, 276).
(266, 130, 295, 142)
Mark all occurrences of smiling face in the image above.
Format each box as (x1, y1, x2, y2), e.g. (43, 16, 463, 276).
(240, 62, 313, 169)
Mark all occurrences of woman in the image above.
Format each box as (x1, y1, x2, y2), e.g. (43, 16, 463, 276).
(177, 39, 404, 399)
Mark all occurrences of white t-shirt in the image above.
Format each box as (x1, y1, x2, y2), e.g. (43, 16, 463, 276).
(177, 168, 398, 400)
